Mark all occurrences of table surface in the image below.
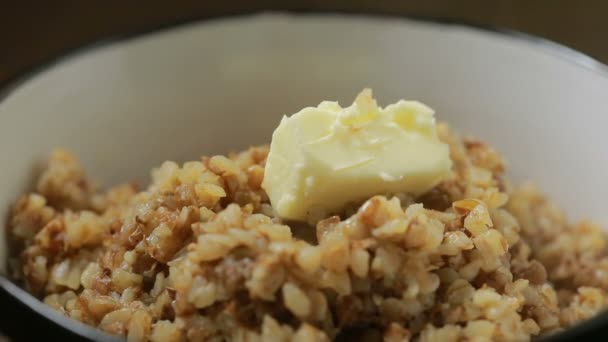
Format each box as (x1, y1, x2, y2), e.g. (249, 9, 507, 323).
(1, 1, 608, 84)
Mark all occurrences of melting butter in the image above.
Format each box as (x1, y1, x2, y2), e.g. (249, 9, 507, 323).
(262, 89, 452, 221)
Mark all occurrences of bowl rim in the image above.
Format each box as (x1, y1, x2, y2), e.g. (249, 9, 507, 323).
(1, 9, 607, 341)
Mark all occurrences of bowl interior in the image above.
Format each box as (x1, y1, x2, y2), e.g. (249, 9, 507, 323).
(1, 13, 607, 272)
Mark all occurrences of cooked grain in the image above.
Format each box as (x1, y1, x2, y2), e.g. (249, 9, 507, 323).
(8, 125, 608, 341)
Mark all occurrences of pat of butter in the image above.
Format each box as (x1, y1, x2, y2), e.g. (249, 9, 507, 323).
(262, 89, 452, 221)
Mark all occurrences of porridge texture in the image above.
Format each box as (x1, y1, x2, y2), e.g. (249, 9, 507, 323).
(8, 124, 608, 341)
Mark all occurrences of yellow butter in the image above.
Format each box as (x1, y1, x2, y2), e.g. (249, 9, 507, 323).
(262, 89, 452, 221)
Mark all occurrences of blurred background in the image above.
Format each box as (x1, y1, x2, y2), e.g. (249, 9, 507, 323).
(1, 1, 607, 84)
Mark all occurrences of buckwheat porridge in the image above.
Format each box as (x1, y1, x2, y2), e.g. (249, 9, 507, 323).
(8, 90, 608, 342)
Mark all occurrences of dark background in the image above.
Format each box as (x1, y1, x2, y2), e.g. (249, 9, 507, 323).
(1, 1, 608, 84)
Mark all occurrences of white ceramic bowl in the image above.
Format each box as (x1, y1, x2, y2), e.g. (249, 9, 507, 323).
(1, 12, 607, 341)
